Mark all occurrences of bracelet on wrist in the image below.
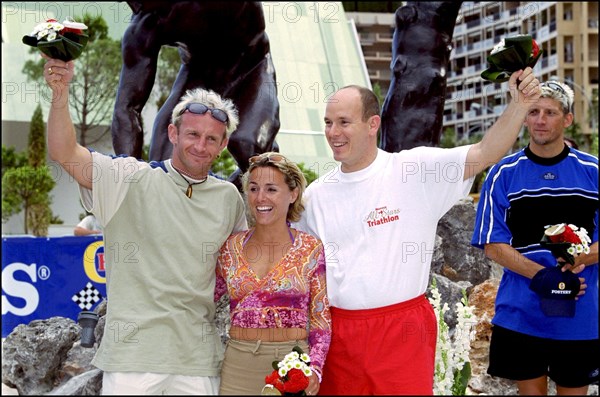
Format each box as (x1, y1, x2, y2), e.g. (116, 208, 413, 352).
(311, 366, 322, 383)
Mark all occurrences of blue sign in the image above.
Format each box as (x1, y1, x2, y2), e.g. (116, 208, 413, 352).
(1, 235, 106, 338)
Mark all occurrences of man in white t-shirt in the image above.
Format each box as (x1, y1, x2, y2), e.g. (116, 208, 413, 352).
(73, 213, 103, 236)
(295, 68, 541, 395)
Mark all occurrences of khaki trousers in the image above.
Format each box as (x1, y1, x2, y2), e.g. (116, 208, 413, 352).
(219, 338, 309, 395)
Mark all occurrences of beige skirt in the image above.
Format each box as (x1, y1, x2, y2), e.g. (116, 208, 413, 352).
(219, 338, 309, 395)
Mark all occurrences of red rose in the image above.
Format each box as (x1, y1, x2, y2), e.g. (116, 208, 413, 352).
(265, 370, 286, 394)
(548, 225, 580, 244)
(531, 39, 540, 57)
(265, 370, 279, 385)
(283, 369, 310, 393)
(274, 380, 285, 394)
(61, 27, 84, 35)
(560, 226, 581, 244)
(547, 234, 560, 243)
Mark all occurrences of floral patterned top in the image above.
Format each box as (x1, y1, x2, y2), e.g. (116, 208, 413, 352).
(215, 229, 332, 372)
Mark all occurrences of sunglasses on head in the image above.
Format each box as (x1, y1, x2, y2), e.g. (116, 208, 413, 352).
(541, 82, 567, 96)
(248, 153, 289, 165)
(179, 103, 229, 125)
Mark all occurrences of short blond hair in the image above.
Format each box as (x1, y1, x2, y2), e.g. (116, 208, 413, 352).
(539, 81, 575, 114)
(171, 88, 239, 137)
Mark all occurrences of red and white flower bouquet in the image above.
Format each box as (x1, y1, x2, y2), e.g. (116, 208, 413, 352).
(541, 223, 592, 266)
(262, 346, 312, 396)
(22, 17, 88, 61)
(481, 34, 543, 82)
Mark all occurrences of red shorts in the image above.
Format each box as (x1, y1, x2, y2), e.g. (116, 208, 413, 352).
(319, 295, 437, 395)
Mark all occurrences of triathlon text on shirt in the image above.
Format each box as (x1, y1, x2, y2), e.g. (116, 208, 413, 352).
(364, 206, 401, 227)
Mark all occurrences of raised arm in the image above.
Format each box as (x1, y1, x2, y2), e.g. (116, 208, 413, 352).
(464, 67, 541, 180)
(44, 57, 93, 189)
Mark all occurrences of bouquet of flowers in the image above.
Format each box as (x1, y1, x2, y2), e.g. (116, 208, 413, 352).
(541, 223, 592, 266)
(481, 34, 543, 83)
(261, 346, 312, 396)
(22, 17, 88, 62)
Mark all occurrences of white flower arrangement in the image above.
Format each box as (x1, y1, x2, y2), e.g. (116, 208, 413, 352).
(263, 346, 312, 395)
(429, 279, 477, 396)
(31, 20, 64, 41)
(28, 18, 87, 42)
(276, 350, 312, 377)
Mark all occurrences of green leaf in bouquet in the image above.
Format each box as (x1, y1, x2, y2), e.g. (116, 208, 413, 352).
(481, 34, 543, 83)
(505, 35, 544, 70)
(292, 345, 305, 355)
(480, 69, 511, 83)
(503, 35, 533, 65)
(481, 46, 527, 83)
(487, 46, 527, 70)
(22, 34, 39, 48)
(452, 361, 471, 395)
(526, 49, 543, 69)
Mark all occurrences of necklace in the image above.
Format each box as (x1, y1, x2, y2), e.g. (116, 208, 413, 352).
(172, 165, 207, 198)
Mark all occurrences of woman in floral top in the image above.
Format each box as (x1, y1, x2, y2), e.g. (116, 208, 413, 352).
(216, 152, 331, 395)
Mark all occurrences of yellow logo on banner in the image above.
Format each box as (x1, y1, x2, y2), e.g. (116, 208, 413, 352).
(83, 241, 106, 283)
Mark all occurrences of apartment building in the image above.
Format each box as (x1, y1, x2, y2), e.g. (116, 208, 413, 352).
(347, 2, 599, 142)
(448, 1, 598, 141)
(346, 11, 395, 94)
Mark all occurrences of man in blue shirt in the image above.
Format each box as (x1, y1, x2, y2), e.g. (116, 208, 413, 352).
(472, 80, 599, 395)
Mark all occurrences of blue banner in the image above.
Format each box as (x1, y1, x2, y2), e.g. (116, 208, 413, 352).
(1, 235, 106, 338)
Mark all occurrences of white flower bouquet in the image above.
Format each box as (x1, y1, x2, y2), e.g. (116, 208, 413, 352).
(262, 346, 312, 395)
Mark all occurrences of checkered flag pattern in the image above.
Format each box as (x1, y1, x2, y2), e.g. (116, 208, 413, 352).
(72, 282, 102, 310)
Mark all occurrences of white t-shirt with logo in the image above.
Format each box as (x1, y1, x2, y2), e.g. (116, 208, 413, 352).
(77, 214, 103, 232)
(295, 147, 473, 310)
